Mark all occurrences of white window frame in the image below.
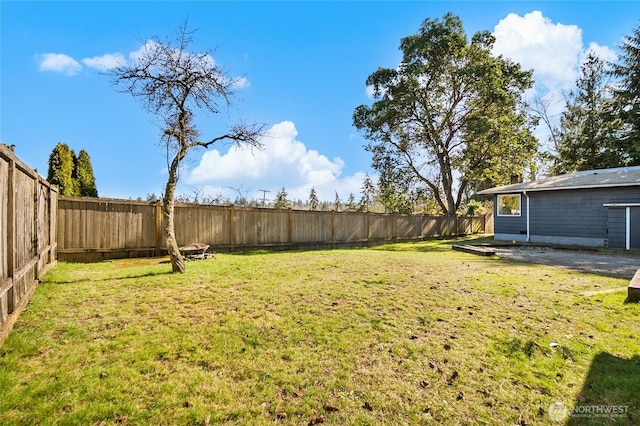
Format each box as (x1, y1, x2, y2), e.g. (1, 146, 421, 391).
(497, 194, 522, 217)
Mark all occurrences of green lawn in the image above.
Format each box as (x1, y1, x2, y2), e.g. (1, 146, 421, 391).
(1, 237, 638, 425)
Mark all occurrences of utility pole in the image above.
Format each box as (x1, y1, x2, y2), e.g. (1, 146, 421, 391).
(259, 189, 270, 206)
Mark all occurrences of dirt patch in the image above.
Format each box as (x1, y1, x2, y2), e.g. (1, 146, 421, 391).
(493, 246, 640, 279)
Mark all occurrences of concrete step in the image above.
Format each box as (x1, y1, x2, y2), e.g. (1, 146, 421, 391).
(452, 244, 496, 256)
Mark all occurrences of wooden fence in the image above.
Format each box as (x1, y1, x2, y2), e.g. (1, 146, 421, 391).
(0, 144, 58, 339)
(57, 197, 490, 262)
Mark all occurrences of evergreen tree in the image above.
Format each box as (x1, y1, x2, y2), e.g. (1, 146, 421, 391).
(308, 186, 319, 211)
(334, 191, 343, 212)
(358, 174, 376, 212)
(75, 149, 98, 197)
(610, 22, 640, 164)
(553, 52, 626, 173)
(47, 142, 79, 196)
(274, 187, 291, 209)
(345, 193, 358, 212)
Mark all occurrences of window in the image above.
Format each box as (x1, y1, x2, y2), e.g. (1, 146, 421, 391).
(497, 194, 521, 216)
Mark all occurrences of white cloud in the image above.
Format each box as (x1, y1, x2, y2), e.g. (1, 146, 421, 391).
(583, 42, 617, 64)
(129, 40, 159, 65)
(492, 11, 583, 92)
(232, 76, 250, 89)
(35, 53, 82, 76)
(82, 53, 126, 71)
(185, 121, 364, 201)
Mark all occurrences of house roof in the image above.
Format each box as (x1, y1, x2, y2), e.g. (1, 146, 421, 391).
(477, 166, 640, 195)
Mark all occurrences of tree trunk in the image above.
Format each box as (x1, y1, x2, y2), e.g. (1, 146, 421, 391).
(163, 146, 188, 273)
(163, 197, 185, 273)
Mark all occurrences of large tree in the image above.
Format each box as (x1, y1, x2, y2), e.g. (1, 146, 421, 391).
(75, 149, 98, 197)
(553, 52, 627, 174)
(47, 142, 79, 196)
(610, 22, 640, 164)
(353, 13, 538, 216)
(111, 23, 265, 273)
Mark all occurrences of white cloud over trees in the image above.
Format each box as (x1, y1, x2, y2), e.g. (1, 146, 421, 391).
(492, 10, 617, 93)
(492, 11, 583, 91)
(82, 53, 126, 71)
(35, 11, 621, 201)
(185, 121, 364, 202)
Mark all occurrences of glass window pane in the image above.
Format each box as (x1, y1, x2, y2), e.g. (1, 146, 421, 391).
(497, 194, 521, 216)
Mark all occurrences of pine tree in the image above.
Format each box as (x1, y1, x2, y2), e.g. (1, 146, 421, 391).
(75, 149, 98, 197)
(345, 193, 358, 212)
(334, 191, 343, 212)
(273, 187, 291, 209)
(358, 173, 376, 212)
(308, 187, 319, 211)
(47, 142, 80, 196)
(553, 53, 626, 173)
(610, 22, 640, 164)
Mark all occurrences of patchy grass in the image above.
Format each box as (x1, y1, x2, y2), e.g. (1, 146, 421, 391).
(1, 238, 639, 425)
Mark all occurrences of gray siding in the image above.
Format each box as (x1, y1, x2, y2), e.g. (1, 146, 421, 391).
(493, 194, 527, 236)
(493, 186, 640, 248)
(607, 208, 627, 248)
(529, 189, 609, 240)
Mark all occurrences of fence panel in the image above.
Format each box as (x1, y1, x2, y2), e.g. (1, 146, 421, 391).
(57, 198, 487, 259)
(232, 208, 289, 248)
(175, 204, 230, 248)
(290, 210, 332, 244)
(367, 214, 391, 242)
(57, 198, 157, 262)
(0, 144, 58, 343)
(334, 213, 368, 242)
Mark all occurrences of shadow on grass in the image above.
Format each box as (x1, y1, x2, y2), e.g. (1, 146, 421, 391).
(564, 352, 640, 425)
(372, 235, 496, 253)
(42, 269, 173, 285)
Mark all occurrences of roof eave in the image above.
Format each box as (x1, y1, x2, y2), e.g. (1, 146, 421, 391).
(478, 181, 640, 195)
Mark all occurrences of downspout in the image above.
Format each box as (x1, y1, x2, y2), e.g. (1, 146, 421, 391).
(626, 206, 631, 251)
(524, 191, 530, 242)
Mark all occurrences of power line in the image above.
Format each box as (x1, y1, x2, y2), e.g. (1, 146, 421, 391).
(259, 189, 270, 206)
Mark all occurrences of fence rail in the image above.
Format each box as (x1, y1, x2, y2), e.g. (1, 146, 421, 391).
(0, 144, 58, 338)
(57, 197, 489, 262)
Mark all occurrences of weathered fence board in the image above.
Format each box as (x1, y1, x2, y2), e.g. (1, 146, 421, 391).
(57, 197, 489, 261)
(57, 198, 158, 262)
(0, 144, 58, 343)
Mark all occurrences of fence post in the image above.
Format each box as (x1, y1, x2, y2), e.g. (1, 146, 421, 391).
(32, 171, 39, 278)
(49, 184, 57, 263)
(6, 154, 15, 314)
(288, 209, 293, 248)
(393, 213, 398, 242)
(154, 200, 162, 256)
(366, 212, 371, 244)
(229, 205, 235, 252)
(331, 210, 335, 247)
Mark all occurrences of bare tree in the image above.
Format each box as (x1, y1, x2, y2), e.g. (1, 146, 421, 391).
(111, 22, 266, 273)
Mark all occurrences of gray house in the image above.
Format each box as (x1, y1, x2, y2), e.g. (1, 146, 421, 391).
(478, 166, 640, 250)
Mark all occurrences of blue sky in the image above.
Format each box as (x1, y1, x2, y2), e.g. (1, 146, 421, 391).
(1, 1, 638, 203)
